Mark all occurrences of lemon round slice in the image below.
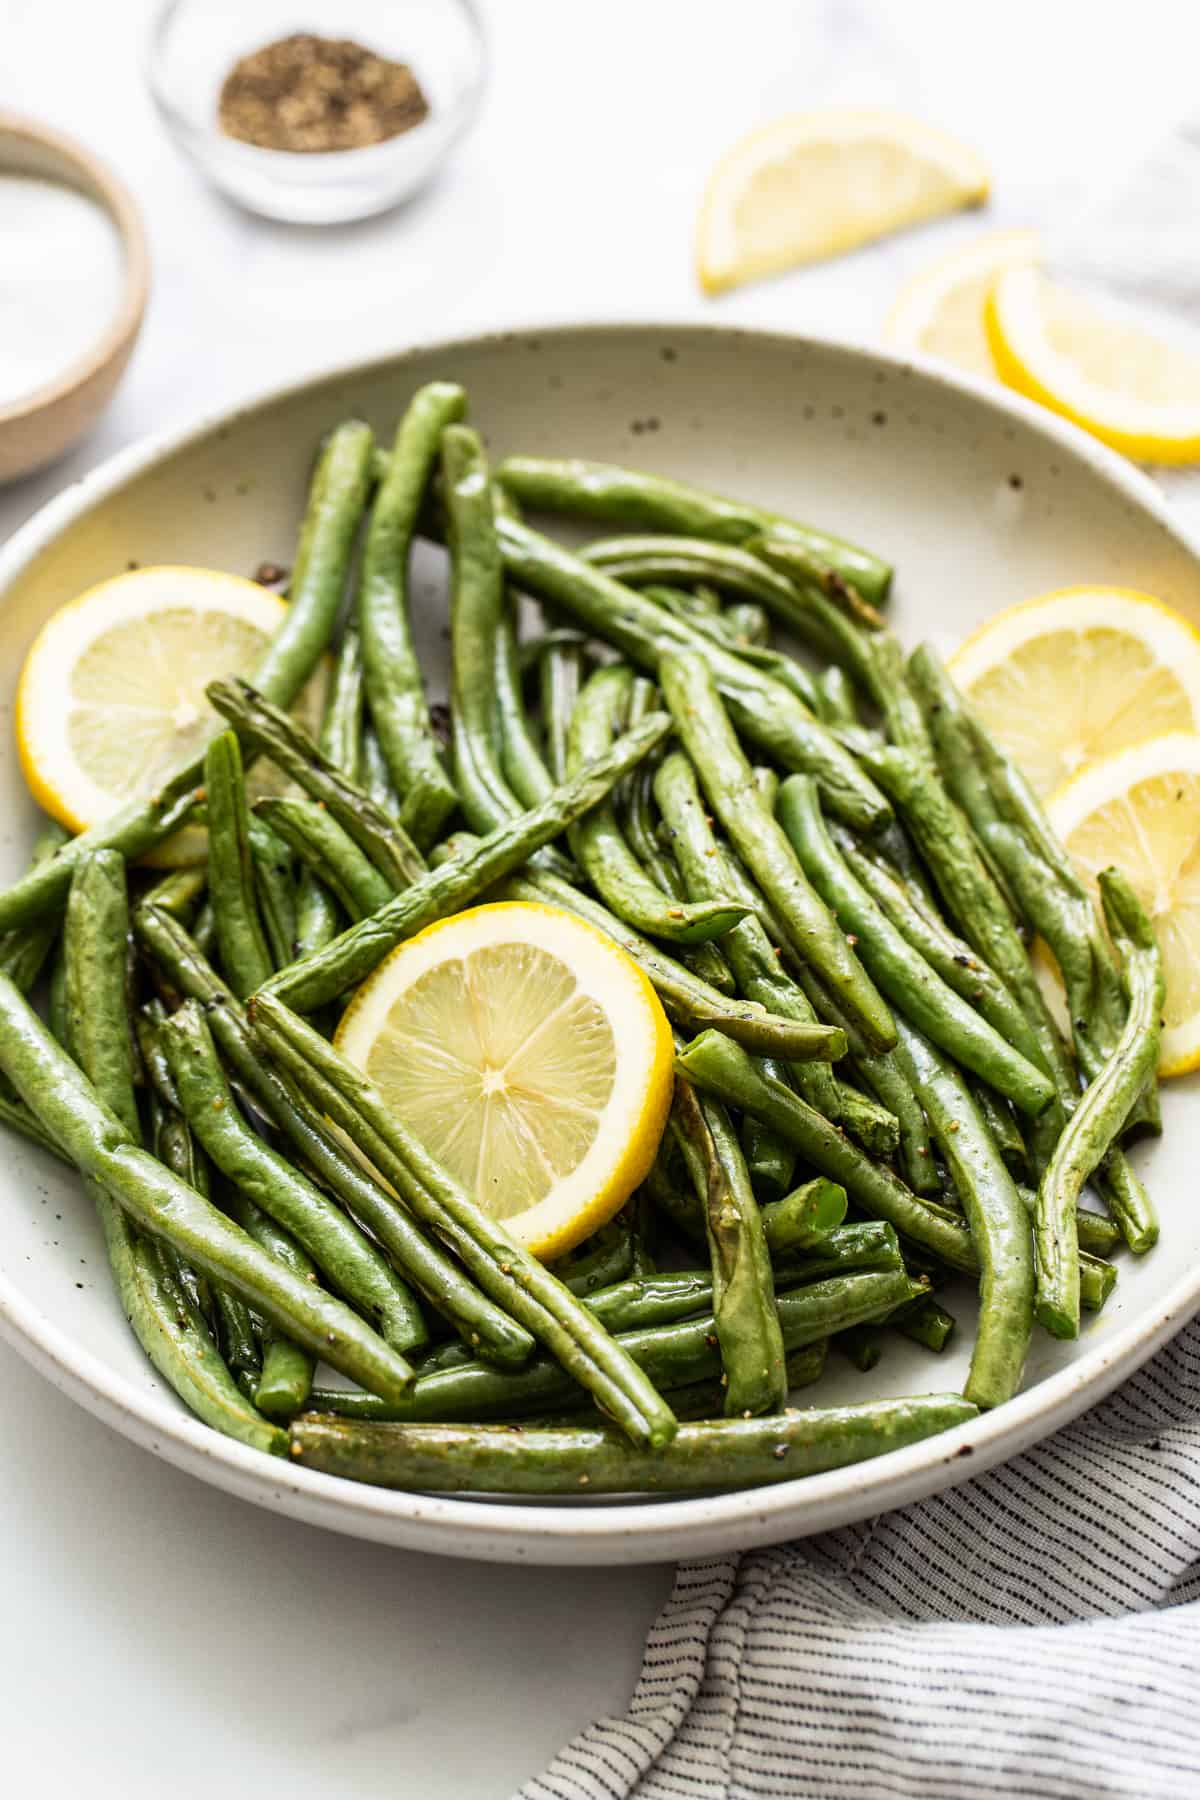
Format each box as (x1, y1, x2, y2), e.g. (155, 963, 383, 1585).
(696, 108, 989, 296)
(16, 565, 325, 864)
(949, 586, 1200, 801)
(334, 902, 675, 1258)
(1046, 733, 1200, 1077)
(986, 266, 1200, 463)
(884, 229, 1037, 378)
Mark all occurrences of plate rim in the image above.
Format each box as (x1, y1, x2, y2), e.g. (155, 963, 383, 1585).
(1, 316, 1197, 1565)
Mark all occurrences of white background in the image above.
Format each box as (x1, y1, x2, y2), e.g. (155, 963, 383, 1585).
(3, 1, 1200, 1793)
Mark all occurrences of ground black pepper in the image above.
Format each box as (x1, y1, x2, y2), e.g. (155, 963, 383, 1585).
(219, 34, 430, 153)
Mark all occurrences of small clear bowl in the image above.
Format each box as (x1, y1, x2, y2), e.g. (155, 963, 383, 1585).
(147, 0, 487, 225)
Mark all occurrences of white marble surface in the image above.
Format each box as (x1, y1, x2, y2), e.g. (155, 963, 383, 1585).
(3, 1, 1200, 1792)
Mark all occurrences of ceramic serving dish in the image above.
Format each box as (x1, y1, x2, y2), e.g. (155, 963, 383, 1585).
(0, 322, 1196, 1565)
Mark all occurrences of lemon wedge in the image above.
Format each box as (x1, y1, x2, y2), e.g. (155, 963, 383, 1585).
(334, 902, 675, 1259)
(696, 108, 989, 296)
(949, 586, 1200, 801)
(986, 266, 1200, 463)
(885, 229, 1037, 378)
(16, 565, 326, 865)
(1046, 734, 1200, 1077)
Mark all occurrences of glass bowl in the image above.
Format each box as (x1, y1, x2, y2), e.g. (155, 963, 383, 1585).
(147, 0, 487, 225)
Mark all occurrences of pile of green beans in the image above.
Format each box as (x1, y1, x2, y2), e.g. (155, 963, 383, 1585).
(0, 387, 1168, 1499)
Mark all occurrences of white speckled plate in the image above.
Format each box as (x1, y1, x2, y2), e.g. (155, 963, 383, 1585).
(1, 323, 1197, 1564)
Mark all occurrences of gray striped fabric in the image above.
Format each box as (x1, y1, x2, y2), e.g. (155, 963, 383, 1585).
(521, 1318, 1200, 1798)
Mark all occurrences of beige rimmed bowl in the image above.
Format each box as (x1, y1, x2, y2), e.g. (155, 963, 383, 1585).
(0, 321, 1197, 1563)
(0, 112, 149, 483)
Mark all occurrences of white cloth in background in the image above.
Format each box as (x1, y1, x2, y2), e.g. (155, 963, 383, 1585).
(520, 115, 1200, 1800)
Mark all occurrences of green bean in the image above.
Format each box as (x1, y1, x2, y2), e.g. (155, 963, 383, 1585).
(161, 1000, 427, 1355)
(660, 1341, 828, 1423)
(676, 1030, 979, 1273)
(890, 1017, 1033, 1409)
(553, 1219, 636, 1297)
(742, 1109, 797, 1203)
(208, 678, 424, 891)
(294, 623, 364, 960)
(493, 457, 893, 605)
(255, 797, 392, 920)
(651, 751, 843, 1118)
(0, 978, 418, 1400)
(813, 666, 860, 729)
(47, 944, 68, 1045)
(298, 1387, 981, 1489)
(150, 1100, 218, 1331)
(1014, 1187, 1120, 1263)
(772, 1221, 904, 1286)
(64, 853, 140, 1141)
(583, 1271, 715, 1333)
(246, 815, 297, 972)
(0, 423, 374, 931)
(256, 1338, 314, 1417)
(585, 536, 871, 668)
(494, 592, 554, 807)
(778, 774, 1053, 1116)
(140, 865, 208, 924)
(203, 732, 274, 1000)
(671, 1078, 786, 1416)
(519, 628, 591, 671)
(0, 822, 71, 991)
(62, 854, 285, 1449)
(567, 665, 749, 944)
(1035, 871, 1163, 1337)
(798, 980, 937, 1194)
(251, 991, 680, 1449)
(892, 1295, 956, 1353)
(443, 424, 525, 832)
(910, 645, 1160, 1138)
(725, 601, 770, 646)
(908, 648, 1117, 1063)
(497, 516, 891, 833)
(538, 634, 584, 785)
(359, 386, 462, 847)
(849, 738, 1079, 1108)
(288, 1266, 919, 1426)
(642, 1153, 705, 1247)
(500, 867, 847, 1061)
(192, 900, 216, 962)
(967, 1080, 1030, 1182)
(223, 1189, 316, 1416)
(659, 654, 894, 1049)
(212, 1284, 262, 1375)
(360, 725, 402, 815)
(834, 1083, 902, 1160)
(762, 1179, 848, 1255)
(639, 584, 821, 710)
(133, 905, 528, 1367)
(260, 710, 675, 1011)
(835, 827, 1042, 1065)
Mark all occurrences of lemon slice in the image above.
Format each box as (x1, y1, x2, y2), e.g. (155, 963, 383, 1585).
(986, 266, 1200, 463)
(696, 108, 989, 296)
(1045, 734, 1200, 1077)
(884, 229, 1037, 378)
(949, 586, 1200, 801)
(334, 902, 675, 1258)
(17, 565, 325, 865)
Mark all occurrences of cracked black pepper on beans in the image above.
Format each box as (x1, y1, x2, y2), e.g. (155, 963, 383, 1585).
(218, 34, 430, 154)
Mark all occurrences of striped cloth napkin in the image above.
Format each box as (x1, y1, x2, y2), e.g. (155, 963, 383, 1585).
(520, 117, 1200, 1800)
(521, 1318, 1200, 1798)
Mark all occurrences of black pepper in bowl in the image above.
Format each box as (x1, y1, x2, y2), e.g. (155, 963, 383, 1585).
(218, 34, 430, 154)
